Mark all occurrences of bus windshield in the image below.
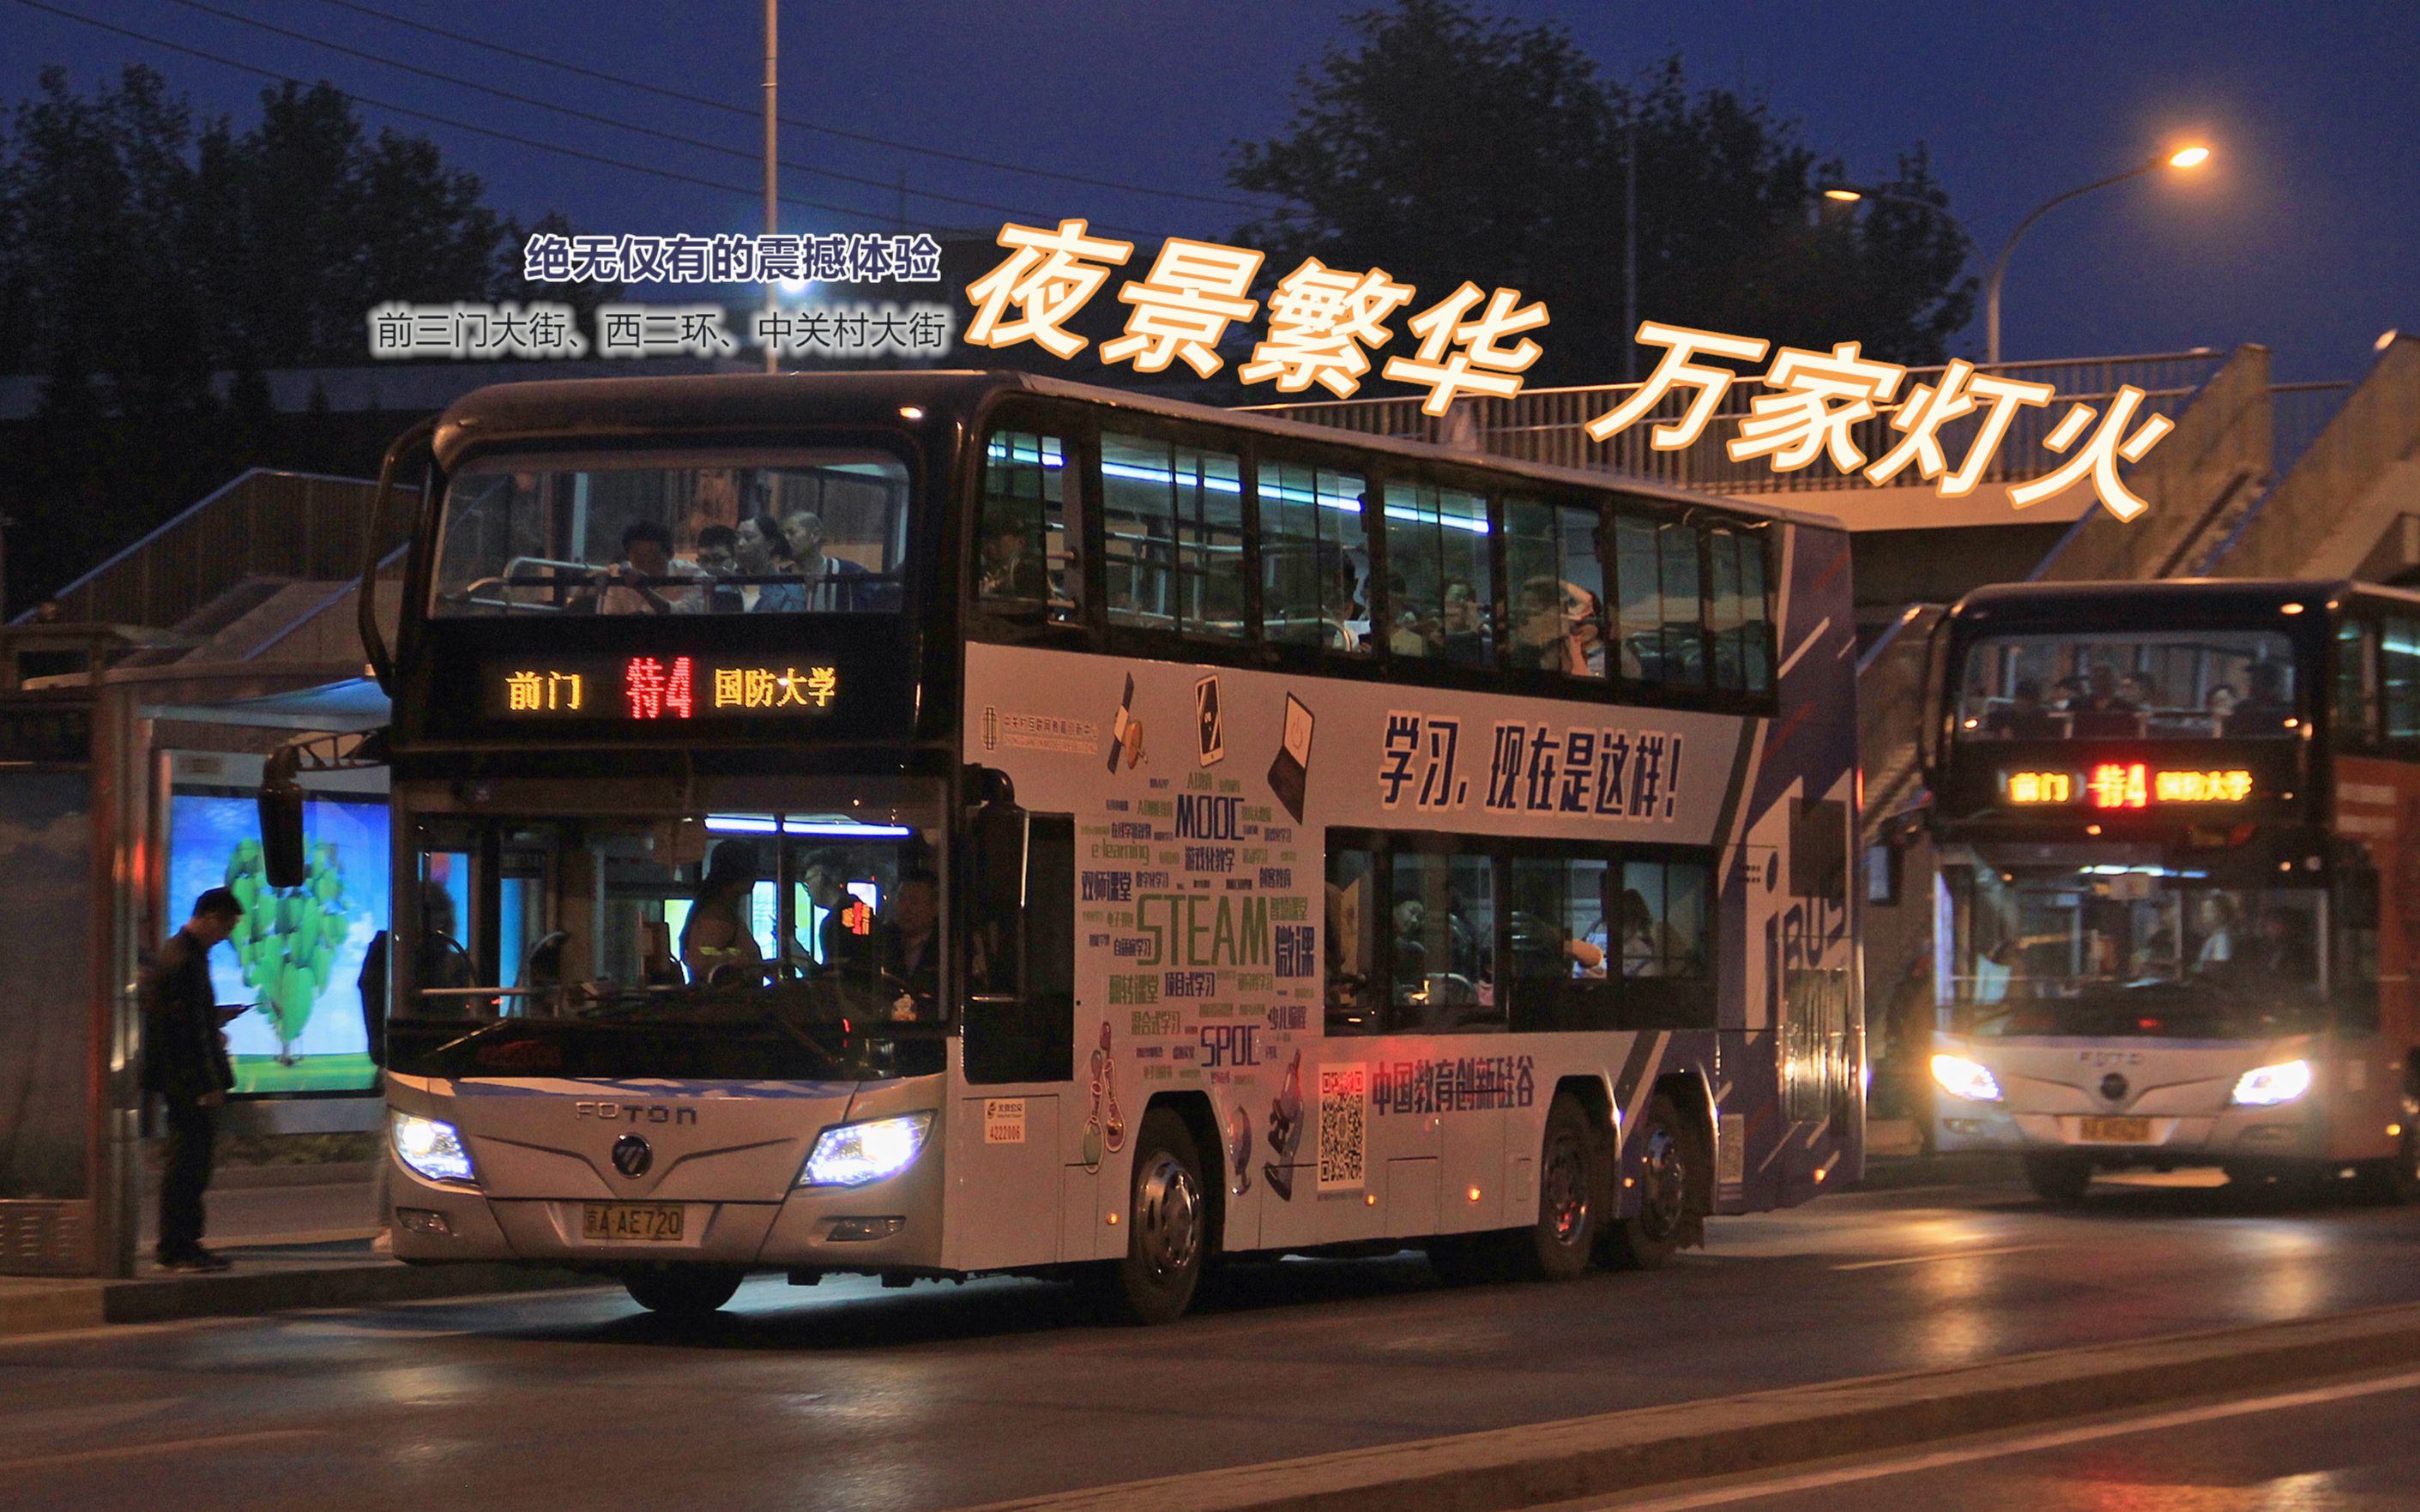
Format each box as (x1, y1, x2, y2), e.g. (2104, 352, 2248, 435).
(384, 784, 946, 1080)
(432, 449, 912, 616)
(1954, 629, 2299, 739)
(1942, 860, 2327, 1039)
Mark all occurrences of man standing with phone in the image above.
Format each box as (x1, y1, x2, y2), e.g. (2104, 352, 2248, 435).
(141, 888, 248, 1272)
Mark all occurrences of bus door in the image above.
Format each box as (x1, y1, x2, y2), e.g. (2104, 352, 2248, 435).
(950, 808, 1080, 1271)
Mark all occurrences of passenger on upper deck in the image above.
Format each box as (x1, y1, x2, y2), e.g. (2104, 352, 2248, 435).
(735, 514, 805, 611)
(687, 524, 745, 614)
(2068, 664, 2139, 738)
(782, 509, 872, 611)
(1985, 678, 2062, 738)
(2227, 663, 2294, 735)
(591, 521, 691, 615)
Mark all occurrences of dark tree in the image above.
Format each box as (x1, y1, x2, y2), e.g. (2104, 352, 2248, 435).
(1227, 2, 1974, 388)
(0, 65, 607, 612)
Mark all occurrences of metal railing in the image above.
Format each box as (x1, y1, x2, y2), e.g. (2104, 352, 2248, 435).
(22, 469, 413, 631)
(1246, 350, 2228, 494)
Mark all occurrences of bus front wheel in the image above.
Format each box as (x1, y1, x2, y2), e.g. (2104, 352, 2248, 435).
(1095, 1107, 1209, 1325)
(623, 1265, 745, 1318)
(2024, 1153, 2093, 1203)
(1523, 1093, 1601, 1281)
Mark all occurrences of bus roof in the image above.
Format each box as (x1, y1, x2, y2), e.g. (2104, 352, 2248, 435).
(428, 368, 1846, 532)
(1945, 577, 2420, 629)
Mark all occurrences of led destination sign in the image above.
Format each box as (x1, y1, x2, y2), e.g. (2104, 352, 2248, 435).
(2003, 764, 2255, 810)
(484, 655, 839, 721)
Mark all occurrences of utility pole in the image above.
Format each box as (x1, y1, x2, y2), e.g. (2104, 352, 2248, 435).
(763, 0, 779, 375)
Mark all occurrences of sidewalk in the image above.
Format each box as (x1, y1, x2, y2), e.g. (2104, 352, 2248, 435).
(3, 1161, 604, 1339)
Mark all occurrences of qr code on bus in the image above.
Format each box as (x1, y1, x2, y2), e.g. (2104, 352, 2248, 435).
(1318, 1063, 1367, 1191)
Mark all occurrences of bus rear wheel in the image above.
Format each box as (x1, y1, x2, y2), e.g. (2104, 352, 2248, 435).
(623, 1265, 745, 1319)
(2024, 1153, 2093, 1202)
(1094, 1107, 1209, 1325)
(1602, 1093, 1693, 1271)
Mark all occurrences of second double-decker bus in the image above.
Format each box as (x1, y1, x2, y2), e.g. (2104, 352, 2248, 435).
(1922, 579, 2420, 1202)
(319, 370, 1861, 1323)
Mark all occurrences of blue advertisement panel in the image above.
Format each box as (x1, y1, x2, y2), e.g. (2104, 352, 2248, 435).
(166, 792, 389, 1094)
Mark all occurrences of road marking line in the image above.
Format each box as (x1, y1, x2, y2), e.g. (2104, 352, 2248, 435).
(1832, 1242, 2058, 1270)
(0, 1428, 322, 1474)
(1598, 1367, 2420, 1509)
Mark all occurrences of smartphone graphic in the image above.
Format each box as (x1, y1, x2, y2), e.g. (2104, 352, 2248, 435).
(1195, 675, 1224, 767)
(1265, 693, 1313, 822)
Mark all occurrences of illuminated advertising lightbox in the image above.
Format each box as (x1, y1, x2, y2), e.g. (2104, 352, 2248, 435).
(166, 793, 388, 1094)
(484, 655, 840, 721)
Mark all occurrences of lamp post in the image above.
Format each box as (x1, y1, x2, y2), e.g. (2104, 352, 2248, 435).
(1982, 146, 2210, 364)
(763, 0, 779, 375)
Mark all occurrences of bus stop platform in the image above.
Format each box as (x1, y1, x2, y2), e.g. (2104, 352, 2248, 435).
(3, 1160, 603, 1338)
(0, 1237, 601, 1338)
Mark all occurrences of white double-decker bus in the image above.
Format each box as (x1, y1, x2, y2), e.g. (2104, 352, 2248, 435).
(311, 371, 1861, 1322)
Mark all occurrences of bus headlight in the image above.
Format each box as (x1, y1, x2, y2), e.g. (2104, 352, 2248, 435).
(392, 1112, 476, 1184)
(1930, 1053, 2004, 1103)
(2231, 1059, 2313, 1107)
(800, 1113, 933, 1188)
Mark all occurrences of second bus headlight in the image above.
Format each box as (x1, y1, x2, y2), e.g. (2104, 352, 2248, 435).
(2231, 1059, 2313, 1106)
(392, 1111, 476, 1184)
(800, 1112, 933, 1188)
(1930, 1053, 2004, 1104)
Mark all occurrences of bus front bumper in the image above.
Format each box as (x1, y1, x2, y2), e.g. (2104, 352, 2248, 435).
(1933, 1105, 2326, 1164)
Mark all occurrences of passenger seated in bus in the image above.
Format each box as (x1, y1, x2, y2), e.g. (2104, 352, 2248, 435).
(686, 524, 745, 614)
(1512, 578, 1566, 671)
(734, 514, 805, 611)
(1439, 579, 1488, 665)
(1985, 678, 2061, 738)
(681, 840, 765, 984)
(782, 509, 871, 611)
(877, 870, 942, 1020)
(1617, 889, 1667, 977)
(977, 514, 1047, 602)
(2228, 663, 2293, 734)
(2116, 673, 2157, 711)
(2068, 664, 2139, 737)
(587, 521, 689, 615)
(2204, 684, 2238, 733)
(1565, 585, 1608, 678)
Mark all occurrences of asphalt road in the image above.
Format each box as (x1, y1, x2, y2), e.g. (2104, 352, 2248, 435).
(1594, 1369, 2420, 1510)
(9, 1170, 2420, 1512)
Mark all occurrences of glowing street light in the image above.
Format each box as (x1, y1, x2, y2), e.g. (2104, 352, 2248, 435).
(1984, 143, 2213, 364)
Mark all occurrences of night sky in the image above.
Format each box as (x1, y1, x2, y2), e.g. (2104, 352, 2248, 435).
(5, 0, 2414, 383)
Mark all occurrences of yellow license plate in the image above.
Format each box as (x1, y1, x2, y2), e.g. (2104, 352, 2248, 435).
(2079, 1116, 2153, 1143)
(582, 1202, 685, 1242)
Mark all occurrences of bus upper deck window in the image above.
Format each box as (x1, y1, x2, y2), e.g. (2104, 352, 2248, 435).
(1385, 483, 1493, 667)
(1259, 461, 1369, 654)
(978, 429, 1081, 628)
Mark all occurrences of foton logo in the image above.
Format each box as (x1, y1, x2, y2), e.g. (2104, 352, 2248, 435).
(573, 1103, 697, 1125)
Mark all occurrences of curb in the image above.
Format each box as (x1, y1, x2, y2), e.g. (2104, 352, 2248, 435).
(1, 1261, 609, 1338)
(946, 1303, 2420, 1512)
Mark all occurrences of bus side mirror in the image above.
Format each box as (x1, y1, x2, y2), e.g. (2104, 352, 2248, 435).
(258, 758, 306, 889)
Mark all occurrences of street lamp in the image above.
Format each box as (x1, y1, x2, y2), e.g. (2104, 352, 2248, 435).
(1819, 184, 1977, 254)
(1982, 145, 2212, 364)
